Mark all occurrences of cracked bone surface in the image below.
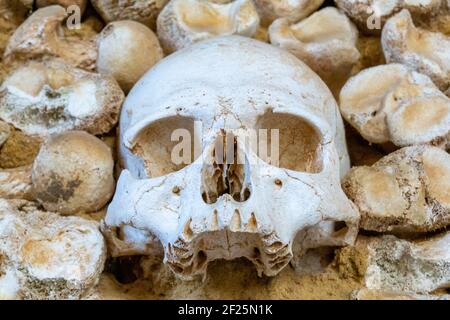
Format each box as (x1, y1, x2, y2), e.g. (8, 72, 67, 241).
(97, 21, 164, 93)
(156, 0, 260, 53)
(342, 146, 450, 234)
(32, 131, 115, 215)
(335, 0, 444, 35)
(336, 233, 450, 294)
(0, 199, 106, 299)
(3, 5, 97, 71)
(269, 7, 360, 97)
(91, 0, 169, 30)
(102, 36, 359, 280)
(253, 0, 324, 27)
(382, 9, 450, 93)
(339, 64, 450, 147)
(0, 59, 124, 137)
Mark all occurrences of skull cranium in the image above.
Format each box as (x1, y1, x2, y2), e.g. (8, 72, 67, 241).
(102, 36, 359, 280)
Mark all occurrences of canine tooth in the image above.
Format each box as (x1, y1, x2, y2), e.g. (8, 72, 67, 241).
(230, 209, 242, 232)
(245, 212, 258, 232)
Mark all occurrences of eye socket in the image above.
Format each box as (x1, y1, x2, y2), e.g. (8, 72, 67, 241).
(255, 111, 323, 173)
(130, 116, 201, 178)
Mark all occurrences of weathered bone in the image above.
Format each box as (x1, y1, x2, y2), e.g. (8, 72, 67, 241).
(336, 233, 450, 294)
(382, 9, 450, 93)
(269, 7, 360, 96)
(340, 64, 450, 148)
(97, 20, 164, 93)
(102, 36, 359, 280)
(4, 5, 97, 71)
(91, 0, 169, 30)
(0, 199, 106, 299)
(335, 0, 445, 35)
(342, 145, 450, 234)
(0, 59, 124, 137)
(32, 131, 115, 215)
(157, 0, 260, 53)
(0, 0, 29, 56)
(254, 0, 324, 27)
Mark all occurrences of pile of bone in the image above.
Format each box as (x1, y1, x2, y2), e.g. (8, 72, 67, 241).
(0, 0, 448, 300)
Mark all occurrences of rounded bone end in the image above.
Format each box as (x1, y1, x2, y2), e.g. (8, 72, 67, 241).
(91, 0, 169, 30)
(340, 63, 450, 147)
(388, 96, 450, 147)
(4, 5, 67, 57)
(0, 199, 106, 299)
(157, 0, 260, 53)
(268, 7, 360, 96)
(254, 0, 324, 27)
(335, 0, 442, 35)
(0, 59, 124, 137)
(97, 21, 164, 93)
(4, 5, 98, 71)
(32, 131, 115, 215)
(343, 145, 450, 234)
(336, 232, 450, 294)
(382, 9, 450, 92)
(342, 166, 408, 230)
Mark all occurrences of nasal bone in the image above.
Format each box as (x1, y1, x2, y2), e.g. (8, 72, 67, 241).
(200, 130, 252, 204)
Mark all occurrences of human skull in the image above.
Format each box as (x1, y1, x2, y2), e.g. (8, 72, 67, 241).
(102, 36, 359, 280)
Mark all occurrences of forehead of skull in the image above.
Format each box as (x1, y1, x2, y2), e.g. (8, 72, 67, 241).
(121, 36, 337, 143)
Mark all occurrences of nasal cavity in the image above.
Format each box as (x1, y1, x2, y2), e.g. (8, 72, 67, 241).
(201, 131, 251, 204)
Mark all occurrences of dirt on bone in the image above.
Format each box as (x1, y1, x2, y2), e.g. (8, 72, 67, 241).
(92, 252, 362, 300)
